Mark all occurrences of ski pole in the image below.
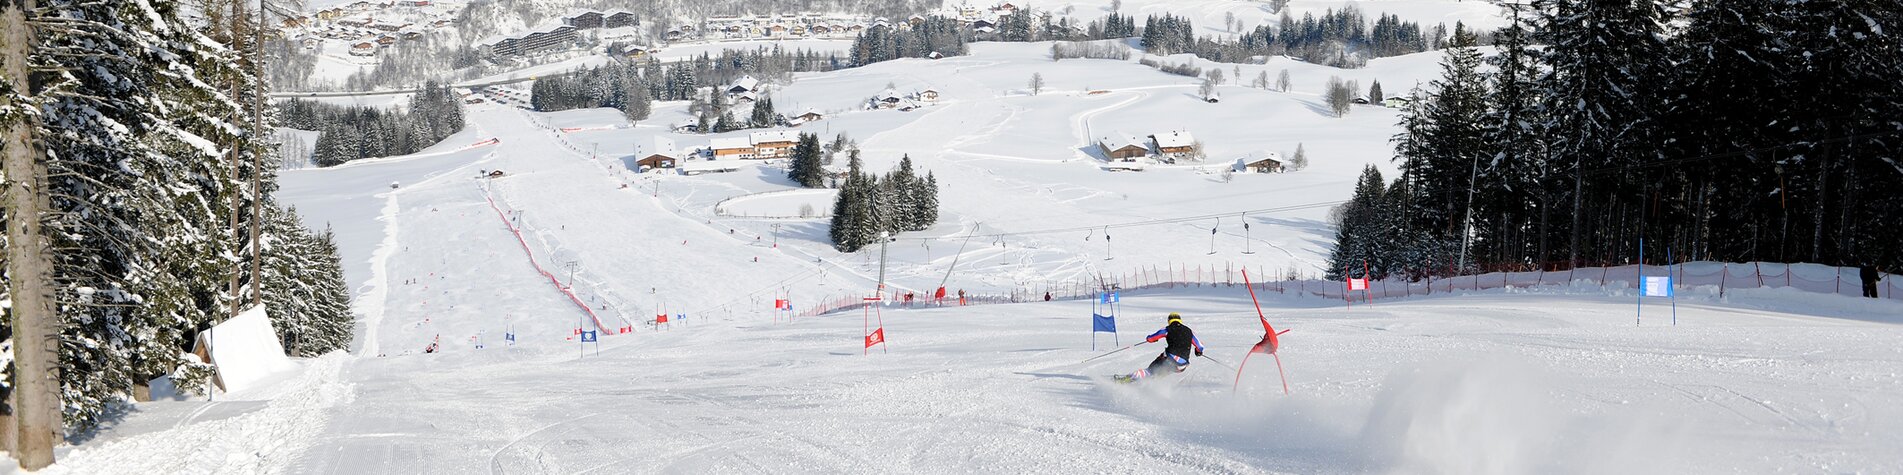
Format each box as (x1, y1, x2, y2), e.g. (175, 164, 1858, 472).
(1199, 354, 1237, 371)
(1082, 341, 1145, 363)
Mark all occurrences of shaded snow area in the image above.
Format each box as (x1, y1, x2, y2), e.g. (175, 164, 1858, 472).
(29, 38, 1903, 474)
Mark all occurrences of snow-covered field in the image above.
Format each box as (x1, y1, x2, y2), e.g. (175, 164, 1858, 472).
(31, 28, 1903, 474)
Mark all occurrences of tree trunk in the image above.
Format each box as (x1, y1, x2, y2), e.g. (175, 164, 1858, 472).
(226, 0, 244, 317)
(248, 0, 264, 307)
(3, 0, 61, 467)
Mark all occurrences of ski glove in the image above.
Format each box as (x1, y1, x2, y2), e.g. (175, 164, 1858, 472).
(1194, 349, 1203, 357)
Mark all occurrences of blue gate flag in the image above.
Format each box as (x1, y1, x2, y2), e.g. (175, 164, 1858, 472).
(1099, 292, 1120, 304)
(580, 331, 598, 343)
(1092, 313, 1117, 333)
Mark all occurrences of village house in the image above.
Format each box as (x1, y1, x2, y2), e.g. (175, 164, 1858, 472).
(1242, 152, 1284, 173)
(794, 110, 824, 123)
(873, 89, 905, 109)
(349, 42, 377, 56)
(710, 137, 755, 160)
(727, 75, 760, 96)
(636, 152, 677, 170)
(750, 131, 799, 159)
(1151, 130, 1198, 161)
(919, 89, 940, 102)
(1098, 132, 1151, 161)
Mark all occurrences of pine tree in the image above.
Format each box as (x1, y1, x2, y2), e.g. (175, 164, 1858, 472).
(749, 94, 776, 128)
(1400, 23, 1488, 260)
(1327, 165, 1386, 280)
(787, 132, 825, 188)
(1537, 0, 1670, 266)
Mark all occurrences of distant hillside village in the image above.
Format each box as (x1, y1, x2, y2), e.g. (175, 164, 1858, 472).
(285, 0, 464, 58)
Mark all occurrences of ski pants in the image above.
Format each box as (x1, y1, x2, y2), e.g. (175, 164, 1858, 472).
(1145, 352, 1190, 375)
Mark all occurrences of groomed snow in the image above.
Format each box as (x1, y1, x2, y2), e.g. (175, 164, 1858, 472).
(33, 35, 1903, 474)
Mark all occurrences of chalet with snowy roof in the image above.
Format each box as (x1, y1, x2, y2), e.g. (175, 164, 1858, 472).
(873, 89, 905, 109)
(636, 139, 681, 170)
(1151, 130, 1198, 160)
(811, 24, 833, 35)
(1242, 152, 1284, 173)
(711, 137, 755, 160)
(769, 24, 788, 36)
(794, 110, 824, 123)
(731, 92, 757, 105)
(750, 131, 799, 159)
(349, 42, 377, 56)
(636, 152, 677, 170)
(727, 76, 761, 96)
(919, 89, 940, 102)
(1098, 132, 1151, 160)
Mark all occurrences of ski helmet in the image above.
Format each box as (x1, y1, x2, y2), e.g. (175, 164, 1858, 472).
(1167, 312, 1183, 324)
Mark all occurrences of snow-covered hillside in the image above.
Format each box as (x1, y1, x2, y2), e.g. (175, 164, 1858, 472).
(33, 12, 1903, 474)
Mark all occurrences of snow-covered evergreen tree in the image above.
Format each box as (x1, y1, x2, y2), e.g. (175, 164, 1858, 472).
(787, 133, 825, 188)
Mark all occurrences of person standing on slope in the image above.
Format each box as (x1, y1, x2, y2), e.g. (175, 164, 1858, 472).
(1116, 313, 1204, 382)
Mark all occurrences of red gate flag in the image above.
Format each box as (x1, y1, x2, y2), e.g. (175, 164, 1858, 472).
(1348, 278, 1369, 291)
(656, 314, 669, 323)
(865, 328, 885, 348)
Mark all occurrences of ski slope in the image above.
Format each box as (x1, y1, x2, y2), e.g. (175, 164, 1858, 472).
(31, 37, 1903, 475)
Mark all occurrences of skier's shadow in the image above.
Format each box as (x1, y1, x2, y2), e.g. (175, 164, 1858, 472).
(1014, 371, 1093, 382)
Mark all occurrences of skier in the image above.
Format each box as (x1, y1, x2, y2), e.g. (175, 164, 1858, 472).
(1115, 313, 1204, 383)
(1861, 265, 1881, 298)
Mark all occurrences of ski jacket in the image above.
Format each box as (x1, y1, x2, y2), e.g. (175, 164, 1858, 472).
(1145, 322, 1204, 359)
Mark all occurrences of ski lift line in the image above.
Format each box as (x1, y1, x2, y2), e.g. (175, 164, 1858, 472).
(1580, 129, 1903, 177)
(893, 200, 1346, 242)
(938, 223, 981, 289)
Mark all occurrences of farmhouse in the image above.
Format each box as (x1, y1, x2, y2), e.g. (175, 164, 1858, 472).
(635, 138, 680, 170)
(1242, 152, 1284, 173)
(1098, 132, 1150, 160)
(349, 42, 377, 56)
(919, 89, 940, 102)
(636, 153, 677, 170)
(794, 110, 824, 123)
(750, 130, 799, 159)
(1151, 130, 1198, 160)
(711, 137, 755, 160)
(728, 75, 761, 95)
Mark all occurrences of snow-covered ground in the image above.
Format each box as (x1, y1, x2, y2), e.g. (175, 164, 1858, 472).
(30, 33, 1903, 474)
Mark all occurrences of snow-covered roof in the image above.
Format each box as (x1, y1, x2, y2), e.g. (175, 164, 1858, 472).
(731, 75, 760, 92)
(647, 137, 679, 158)
(1153, 130, 1195, 149)
(1101, 131, 1147, 151)
(1242, 151, 1283, 164)
(750, 130, 798, 144)
(710, 137, 753, 150)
